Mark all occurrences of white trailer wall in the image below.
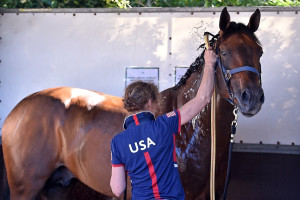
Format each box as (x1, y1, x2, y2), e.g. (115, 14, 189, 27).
(0, 7, 299, 147)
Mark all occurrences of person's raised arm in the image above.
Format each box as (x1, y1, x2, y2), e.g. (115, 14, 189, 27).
(179, 48, 217, 125)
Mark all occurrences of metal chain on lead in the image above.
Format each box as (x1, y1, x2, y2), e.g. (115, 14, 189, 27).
(232, 105, 239, 127)
(230, 105, 239, 143)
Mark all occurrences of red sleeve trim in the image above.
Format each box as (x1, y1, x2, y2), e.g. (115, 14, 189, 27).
(177, 109, 181, 133)
(111, 164, 124, 167)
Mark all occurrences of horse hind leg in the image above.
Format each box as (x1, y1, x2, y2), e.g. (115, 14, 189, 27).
(4, 140, 60, 200)
(5, 153, 62, 200)
(7, 170, 52, 200)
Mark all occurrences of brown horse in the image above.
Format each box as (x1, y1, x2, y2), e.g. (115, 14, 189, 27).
(1, 8, 264, 200)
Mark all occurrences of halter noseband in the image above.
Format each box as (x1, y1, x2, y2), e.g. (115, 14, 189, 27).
(218, 59, 260, 82)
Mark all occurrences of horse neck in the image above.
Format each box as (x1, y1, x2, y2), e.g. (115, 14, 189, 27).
(159, 69, 203, 115)
(176, 69, 204, 107)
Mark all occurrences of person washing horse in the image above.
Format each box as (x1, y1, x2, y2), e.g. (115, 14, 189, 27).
(110, 47, 218, 199)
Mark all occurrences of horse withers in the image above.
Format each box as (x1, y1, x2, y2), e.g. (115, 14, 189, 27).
(1, 7, 264, 200)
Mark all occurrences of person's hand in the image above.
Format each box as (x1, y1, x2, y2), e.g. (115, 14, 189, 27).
(204, 47, 218, 68)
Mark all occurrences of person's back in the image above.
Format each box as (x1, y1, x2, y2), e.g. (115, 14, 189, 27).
(112, 111, 184, 199)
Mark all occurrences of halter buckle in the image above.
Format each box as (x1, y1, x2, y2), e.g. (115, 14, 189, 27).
(225, 70, 231, 80)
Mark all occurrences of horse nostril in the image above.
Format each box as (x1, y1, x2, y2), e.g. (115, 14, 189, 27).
(260, 93, 265, 104)
(241, 89, 251, 103)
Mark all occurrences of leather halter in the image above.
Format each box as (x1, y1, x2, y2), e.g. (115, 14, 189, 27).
(204, 32, 262, 105)
(218, 59, 260, 82)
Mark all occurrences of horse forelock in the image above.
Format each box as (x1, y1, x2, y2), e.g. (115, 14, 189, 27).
(64, 88, 106, 110)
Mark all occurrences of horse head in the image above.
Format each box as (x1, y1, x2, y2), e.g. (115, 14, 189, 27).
(214, 7, 264, 117)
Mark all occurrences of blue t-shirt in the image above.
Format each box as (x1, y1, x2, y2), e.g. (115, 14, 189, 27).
(111, 110, 185, 200)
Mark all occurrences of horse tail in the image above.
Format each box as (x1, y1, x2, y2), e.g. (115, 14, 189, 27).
(0, 143, 10, 200)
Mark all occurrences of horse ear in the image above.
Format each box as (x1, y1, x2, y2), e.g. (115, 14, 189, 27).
(247, 9, 261, 32)
(219, 7, 231, 32)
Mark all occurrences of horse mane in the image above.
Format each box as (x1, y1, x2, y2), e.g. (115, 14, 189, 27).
(174, 22, 261, 89)
(174, 50, 205, 89)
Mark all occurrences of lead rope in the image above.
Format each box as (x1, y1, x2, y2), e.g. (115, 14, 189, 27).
(204, 33, 217, 200)
(222, 106, 239, 200)
(205, 32, 239, 200)
(210, 88, 217, 200)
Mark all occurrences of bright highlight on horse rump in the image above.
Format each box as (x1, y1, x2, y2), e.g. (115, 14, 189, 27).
(64, 88, 106, 110)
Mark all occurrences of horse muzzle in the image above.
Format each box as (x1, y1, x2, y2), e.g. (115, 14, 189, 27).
(235, 86, 265, 117)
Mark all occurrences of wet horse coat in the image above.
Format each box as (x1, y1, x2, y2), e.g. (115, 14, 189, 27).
(2, 8, 264, 200)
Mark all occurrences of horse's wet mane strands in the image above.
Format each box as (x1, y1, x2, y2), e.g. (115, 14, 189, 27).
(174, 51, 205, 89)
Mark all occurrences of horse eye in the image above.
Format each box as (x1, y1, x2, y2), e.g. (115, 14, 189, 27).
(221, 51, 227, 56)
